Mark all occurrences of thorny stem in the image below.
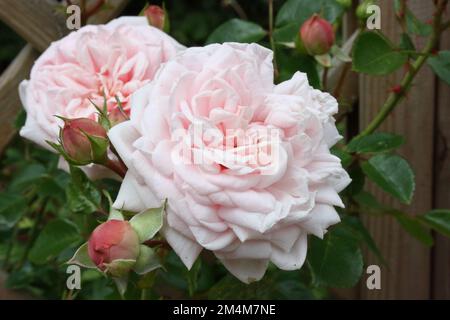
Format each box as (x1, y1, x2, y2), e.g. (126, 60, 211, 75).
(79, 0, 87, 25)
(322, 67, 329, 91)
(3, 225, 19, 270)
(226, 0, 248, 20)
(357, 0, 448, 138)
(333, 63, 351, 99)
(17, 199, 48, 269)
(396, 0, 408, 33)
(85, 0, 105, 17)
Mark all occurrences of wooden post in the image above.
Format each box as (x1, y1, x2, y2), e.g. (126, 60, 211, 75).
(432, 28, 450, 299)
(358, 0, 435, 299)
(0, 45, 39, 152)
(0, 0, 68, 52)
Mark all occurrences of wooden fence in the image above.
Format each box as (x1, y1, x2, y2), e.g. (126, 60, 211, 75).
(0, 0, 448, 299)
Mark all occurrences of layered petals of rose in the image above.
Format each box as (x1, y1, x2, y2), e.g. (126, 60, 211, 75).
(19, 16, 184, 178)
(109, 43, 351, 283)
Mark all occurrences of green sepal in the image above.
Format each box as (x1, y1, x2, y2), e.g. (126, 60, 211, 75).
(133, 245, 162, 275)
(129, 201, 166, 242)
(103, 259, 136, 278)
(67, 242, 97, 269)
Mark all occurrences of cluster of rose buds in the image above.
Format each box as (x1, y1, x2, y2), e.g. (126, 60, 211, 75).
(298, 14, 335, 56)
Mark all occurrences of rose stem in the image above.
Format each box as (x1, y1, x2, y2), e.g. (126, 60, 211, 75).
(268, 0, 279, 80)
(357, 0, 448, 138)
(104, 158, 127, 178)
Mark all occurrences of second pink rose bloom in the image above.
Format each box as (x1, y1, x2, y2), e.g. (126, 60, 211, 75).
(19, 16, 184, 178)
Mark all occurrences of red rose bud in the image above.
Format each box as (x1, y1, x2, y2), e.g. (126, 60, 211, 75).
(300, 14, 335, 56)
(144, 5, 167, 31)
(108, 108, 129, 127)
(61, 118, 108, 165)
(88, 220, 140, 274)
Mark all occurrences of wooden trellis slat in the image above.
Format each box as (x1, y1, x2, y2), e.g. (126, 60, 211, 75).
(358, 0, 436, 299)
(433, 29, 450, 299)
(0, 0, 69, 52)
(0, 44, 39, 152)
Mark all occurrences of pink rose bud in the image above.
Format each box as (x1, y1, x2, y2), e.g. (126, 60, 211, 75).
(108, 108, 129, 127)
(300, 14, 335, 56)
(88, 220, 140, 272)
(61, 118, 108, 165)
(144, 5, 166, 31)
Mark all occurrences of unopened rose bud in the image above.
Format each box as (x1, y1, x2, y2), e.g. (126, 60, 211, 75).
(61, 118, 108, 165)
(144, 5, 168, 32)
(108, 108, 129, 127)
(88, 220, 140, 274)
(336, 0, 352, 9)
(300, 14, 335, 56)
(356, 0, 376, 22)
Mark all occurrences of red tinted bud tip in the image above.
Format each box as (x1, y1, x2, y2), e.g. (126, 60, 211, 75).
(88, 220, 140, 272)
(145, 5, 166, 31)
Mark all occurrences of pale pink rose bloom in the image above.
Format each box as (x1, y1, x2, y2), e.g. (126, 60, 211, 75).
(109, 43, 351, 283)
(19, 16, 184, 179)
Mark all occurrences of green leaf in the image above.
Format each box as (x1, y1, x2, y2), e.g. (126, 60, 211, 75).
(308, 226, 364, 288)
(392, 211, 434, 246)
(405, 10, 432, 37)
(208, 274, 274, 299)
(133, 245, 162, 275)
(277, 48, 320, 88)
(344, 165, 365, 196)
(206, 19, 266, 44)
(361, 154, 415, 204)
(420, 209, 450, 237)
(341, 216, 386, 265)
(29, 219, 81, 264)
(129, 204, 165, 242)
(353, 191, 384, 211)
(66, 166, 101, 215)
(352, 31, 407, 75)
(428, 51, 450, 86)
(9, 164, 46, 190)
(273, 22, 299, 43)
(393, 0, 432, 37)
(347, 132, 404, 153)
(207, 271, 316, 300)
(276, 0, 344, 27)
(186, 258, 201, 297)
(331, 147, 353, 167)
(0, 193, 27, 230)
(399, 33, 416, 52)
(67, 242, 97, 269)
